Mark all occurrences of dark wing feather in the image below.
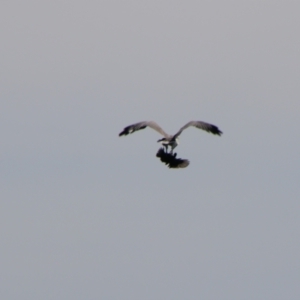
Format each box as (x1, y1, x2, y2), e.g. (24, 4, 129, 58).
(119, 121, 169, 137)
(156, 148, 189, 169)
(174, 121, 223, 138)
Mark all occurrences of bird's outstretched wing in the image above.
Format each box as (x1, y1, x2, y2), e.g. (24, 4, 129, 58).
(173, 121, 223, 138)
(156, 148, 190, 169)
(119, 121, 169, 137)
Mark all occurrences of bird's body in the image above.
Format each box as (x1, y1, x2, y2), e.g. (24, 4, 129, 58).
(156, 147, 190, 169)
(157, 136, 179, 153)
(119, 120, 222, 153)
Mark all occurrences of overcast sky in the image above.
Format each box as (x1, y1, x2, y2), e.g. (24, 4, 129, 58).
(1, 1, 300, 299)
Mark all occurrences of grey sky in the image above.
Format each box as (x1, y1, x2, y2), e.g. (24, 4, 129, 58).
(1, 1, 300, 299)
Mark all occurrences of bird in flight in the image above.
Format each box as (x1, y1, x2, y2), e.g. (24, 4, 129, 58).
(119, 120, 222, 153)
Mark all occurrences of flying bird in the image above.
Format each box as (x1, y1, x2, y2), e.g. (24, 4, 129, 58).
(119, 120, 222, 153)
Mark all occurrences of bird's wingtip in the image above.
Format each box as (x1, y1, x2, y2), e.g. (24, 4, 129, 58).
(119, 126, 130, 136)
(212, 126, 223, 136)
